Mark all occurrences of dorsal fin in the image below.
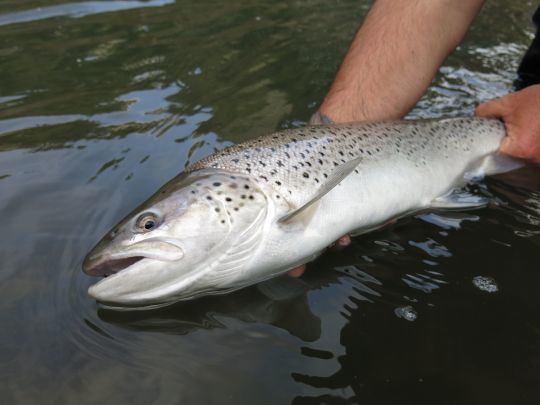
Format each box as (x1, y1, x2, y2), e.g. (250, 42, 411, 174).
(279, 156, 362, 223)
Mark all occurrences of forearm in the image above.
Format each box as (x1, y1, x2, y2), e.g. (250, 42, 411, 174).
(319, 0, 485, 123)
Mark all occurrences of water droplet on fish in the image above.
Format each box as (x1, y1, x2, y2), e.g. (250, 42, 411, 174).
(394, 305, 417, 322)
(472, 276, 498, 293)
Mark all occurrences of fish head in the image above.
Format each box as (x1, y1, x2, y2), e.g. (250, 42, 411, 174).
(83, 169, 269, 309)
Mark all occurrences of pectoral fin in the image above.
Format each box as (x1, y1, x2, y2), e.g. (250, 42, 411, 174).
(279, 156, 362, 223)
(430, 190, 488, 210)
(476, 154, 524, 177)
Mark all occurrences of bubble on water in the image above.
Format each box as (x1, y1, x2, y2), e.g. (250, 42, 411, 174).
(472, 276, 499, 293)
(394, 305, 417, 322)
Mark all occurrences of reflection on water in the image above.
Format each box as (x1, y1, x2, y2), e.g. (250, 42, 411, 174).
(1, 0, 540, 403)
(0, 0, 176, 27)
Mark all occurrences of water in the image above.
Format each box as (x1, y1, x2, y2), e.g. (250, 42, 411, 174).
(1, 1, 540, 403)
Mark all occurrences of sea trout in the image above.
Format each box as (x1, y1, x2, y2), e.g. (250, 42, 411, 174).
(83, 117, 517, 309)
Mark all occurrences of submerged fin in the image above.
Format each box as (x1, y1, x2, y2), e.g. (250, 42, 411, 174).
(279, 156, 362, 223)
(431, 190, 489, 210)
(466, 154, 524, 181)
(480, 153, 524, 176)
(257, 276, 310, 301)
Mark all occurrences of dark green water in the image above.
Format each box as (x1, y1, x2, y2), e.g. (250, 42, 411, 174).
(1, 1, 540, 403)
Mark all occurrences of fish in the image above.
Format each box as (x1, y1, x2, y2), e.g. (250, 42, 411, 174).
(82, 117, 519, 310)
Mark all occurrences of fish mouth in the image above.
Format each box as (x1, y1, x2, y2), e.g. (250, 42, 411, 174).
(83, 239, 184, 278)
(83, 255, 145, 277)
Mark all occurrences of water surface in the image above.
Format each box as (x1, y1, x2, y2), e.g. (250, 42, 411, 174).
(1, 1, 540, 403)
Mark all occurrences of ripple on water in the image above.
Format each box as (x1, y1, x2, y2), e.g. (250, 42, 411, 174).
(394, 305, 418, 322)
(472, 276, 499, 293)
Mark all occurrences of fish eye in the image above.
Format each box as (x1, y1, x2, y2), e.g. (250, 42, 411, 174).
(136, 212, 160, 232)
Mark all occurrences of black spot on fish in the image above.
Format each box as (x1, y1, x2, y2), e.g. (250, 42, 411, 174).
(303, 172, 309, 178)
(213, 182, 221, 187)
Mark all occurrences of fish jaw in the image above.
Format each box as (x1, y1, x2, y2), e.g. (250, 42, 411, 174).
(87, 257, 196, 307)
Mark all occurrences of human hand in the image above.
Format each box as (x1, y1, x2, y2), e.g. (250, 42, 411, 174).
(287, 235, 351, 278)
(475, 84, 540, 163)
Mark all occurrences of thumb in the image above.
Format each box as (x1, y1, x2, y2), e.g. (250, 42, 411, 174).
(499, 134, 515, 154)
(475, 97, 509, 119)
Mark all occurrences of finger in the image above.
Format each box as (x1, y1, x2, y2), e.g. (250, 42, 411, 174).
(498, 127, 532, 160)
(335, 234, 351, 248)
(287, 265, 305, 278)
(499, 134, 517, 155)
(475, 97, 509, 119)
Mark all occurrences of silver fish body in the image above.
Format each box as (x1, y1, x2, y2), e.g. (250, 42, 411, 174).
(83, 117, 511, 309)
